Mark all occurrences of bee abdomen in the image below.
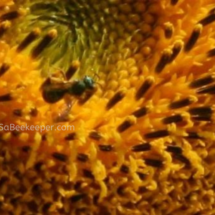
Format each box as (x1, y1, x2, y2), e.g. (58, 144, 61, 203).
(42, 88, 66, 103)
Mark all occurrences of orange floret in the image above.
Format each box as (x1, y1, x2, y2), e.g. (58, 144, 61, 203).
(1, 0, 215, 214)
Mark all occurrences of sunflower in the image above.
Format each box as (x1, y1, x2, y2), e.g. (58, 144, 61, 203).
(1, 0, 215, 214)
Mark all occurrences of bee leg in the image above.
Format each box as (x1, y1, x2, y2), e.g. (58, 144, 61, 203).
(48, 67, 66, 83)
(41, 68, 62, 90)
(52, 68, 66, 80)
(54, 95, 73, 122)
(78, 86, 97, 105)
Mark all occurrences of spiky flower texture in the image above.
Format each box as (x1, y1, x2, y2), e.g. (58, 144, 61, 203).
(1, 0, 215, 214)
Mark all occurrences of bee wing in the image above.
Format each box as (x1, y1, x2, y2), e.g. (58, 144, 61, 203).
(53, 95, 74, 122)
(50, 82, 72, 90)
(42, 80, 72, 90)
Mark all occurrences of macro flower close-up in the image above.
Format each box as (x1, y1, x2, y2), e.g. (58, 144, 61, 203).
(1, 0, 215, 214)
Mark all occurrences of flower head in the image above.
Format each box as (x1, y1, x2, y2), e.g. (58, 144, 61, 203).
(1, 0, 215, 214)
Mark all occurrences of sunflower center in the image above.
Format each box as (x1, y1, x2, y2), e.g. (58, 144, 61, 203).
(1, 0, 159, 79)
